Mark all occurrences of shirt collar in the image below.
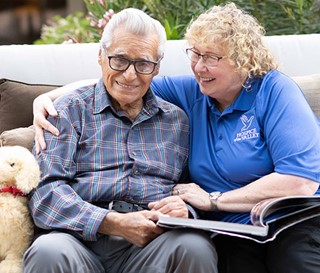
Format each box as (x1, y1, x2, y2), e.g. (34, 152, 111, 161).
(232, 77, 262, 111)
(207, 76, 263, 115)
(93, 78, 167, 116)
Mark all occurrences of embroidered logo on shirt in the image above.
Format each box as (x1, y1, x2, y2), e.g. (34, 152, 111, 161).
(234, 115, 259, 142)
(240, 115, 254, 131)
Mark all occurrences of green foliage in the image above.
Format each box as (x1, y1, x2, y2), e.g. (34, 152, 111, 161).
(142, 0, 320, 38)
(85, 0, 145, 11)
(143, 0, 202, 40)
(83, 0, 115, 38)
(35, 0, 320, 44)
(34, 12, 98, 44)
(232, 0, 320, 35)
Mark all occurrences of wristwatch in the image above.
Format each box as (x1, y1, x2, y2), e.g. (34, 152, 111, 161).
(209, 191, 223, 211)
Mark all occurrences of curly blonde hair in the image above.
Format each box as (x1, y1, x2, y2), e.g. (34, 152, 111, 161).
(185, 2, 278, 79)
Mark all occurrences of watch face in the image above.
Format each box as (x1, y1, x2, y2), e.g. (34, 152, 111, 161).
(210, 191, 222, 200)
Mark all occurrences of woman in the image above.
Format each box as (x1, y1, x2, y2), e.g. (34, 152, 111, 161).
(33, 3, 320, 273)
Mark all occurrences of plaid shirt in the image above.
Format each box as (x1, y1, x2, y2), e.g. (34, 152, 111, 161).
(30, 79, 189, 241)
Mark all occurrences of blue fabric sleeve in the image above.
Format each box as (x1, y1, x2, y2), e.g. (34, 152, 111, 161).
(151, 75, 200, 114)
(256, 71, 320, 182)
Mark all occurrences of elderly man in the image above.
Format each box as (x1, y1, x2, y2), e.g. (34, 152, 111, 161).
(23, 8, 217, 273)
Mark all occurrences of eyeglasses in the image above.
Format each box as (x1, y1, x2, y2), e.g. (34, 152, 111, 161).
(186, 48, 223, 67)
(107, 56, 159, 75)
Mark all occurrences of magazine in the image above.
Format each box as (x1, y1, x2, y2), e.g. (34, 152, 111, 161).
(157, 195, 320, 243)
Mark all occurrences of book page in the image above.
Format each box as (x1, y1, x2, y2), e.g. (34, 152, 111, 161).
(157, 216, 267, 236)
(157, 195, 320, 244)
(250, 195, 320, 226)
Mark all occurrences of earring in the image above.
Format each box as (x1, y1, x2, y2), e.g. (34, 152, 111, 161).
(242, 76, 253, 91)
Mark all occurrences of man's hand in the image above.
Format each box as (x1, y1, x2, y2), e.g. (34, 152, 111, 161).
(98, 210, 164, 247)
(33, 94, 59, 153)
(148, 196, 188, 218)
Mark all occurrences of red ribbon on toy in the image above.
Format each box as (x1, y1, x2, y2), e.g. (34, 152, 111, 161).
(0, 186, 27, 197)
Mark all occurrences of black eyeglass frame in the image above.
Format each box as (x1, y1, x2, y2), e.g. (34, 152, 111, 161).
(185, 48, 223, 66)
(107, 56, 160, 75)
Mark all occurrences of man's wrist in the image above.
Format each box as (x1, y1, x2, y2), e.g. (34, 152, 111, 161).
(98, 211, 120, 235)
(209, 191, 223, 211)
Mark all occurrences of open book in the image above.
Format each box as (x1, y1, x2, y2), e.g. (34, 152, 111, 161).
(157, 195, 320, 243)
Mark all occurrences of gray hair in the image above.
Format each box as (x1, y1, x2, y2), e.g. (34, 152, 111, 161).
(100, 8, 166, 59)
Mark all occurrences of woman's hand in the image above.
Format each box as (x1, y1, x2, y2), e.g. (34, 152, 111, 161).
(33, 94, 59, 153)
(172, 174, 320, 214)
(173, 183, 212, 211)
(32, 79, 99, 154)
(148, 196, 188, 218)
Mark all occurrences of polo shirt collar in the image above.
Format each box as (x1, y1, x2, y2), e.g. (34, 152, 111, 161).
(207, 76, 263, 115)
(232, 77, 262, 111)
(93, 78, 166, 115)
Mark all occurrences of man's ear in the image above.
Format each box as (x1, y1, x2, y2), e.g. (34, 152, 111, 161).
(153, 63, 160, 76)
(98, 49, 102, 65)
(153, 54, 163, 76)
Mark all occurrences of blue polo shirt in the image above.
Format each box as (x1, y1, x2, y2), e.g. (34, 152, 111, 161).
(151, 70, 320, 224)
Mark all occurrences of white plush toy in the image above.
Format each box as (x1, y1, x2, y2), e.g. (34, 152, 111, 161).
(0, 146, 40, 273)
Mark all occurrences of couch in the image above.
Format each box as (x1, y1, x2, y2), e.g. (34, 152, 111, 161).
(0, 34, 320, 151)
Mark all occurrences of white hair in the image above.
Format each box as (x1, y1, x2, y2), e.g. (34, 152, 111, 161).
(100, 8, 166, 59)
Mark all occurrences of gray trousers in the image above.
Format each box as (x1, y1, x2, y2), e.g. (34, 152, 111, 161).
(23, 229, 218, 273)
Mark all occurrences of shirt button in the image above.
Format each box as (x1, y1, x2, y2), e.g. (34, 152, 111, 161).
(219, 135, 223, 140)
(134, 169, 139, 174)
(132, 151, 137, 156)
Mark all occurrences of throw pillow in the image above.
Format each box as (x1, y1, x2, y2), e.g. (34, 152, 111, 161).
(0, 126, 35, 152)
(292, 74, 320, 119)
(0, 79, 60, 134)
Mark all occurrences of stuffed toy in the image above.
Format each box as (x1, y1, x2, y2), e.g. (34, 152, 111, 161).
(0, 146, 40, 273)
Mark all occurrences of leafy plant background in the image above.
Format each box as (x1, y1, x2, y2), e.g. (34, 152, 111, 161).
(35, 0, 320, 44)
